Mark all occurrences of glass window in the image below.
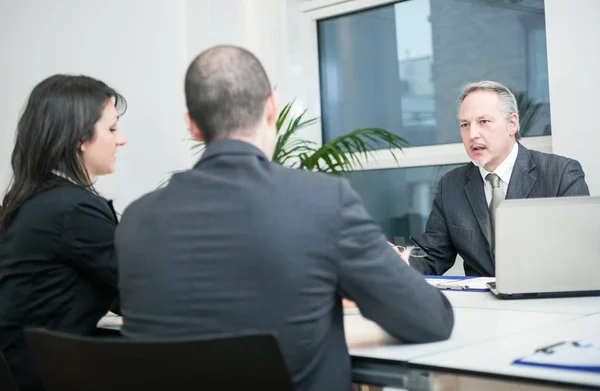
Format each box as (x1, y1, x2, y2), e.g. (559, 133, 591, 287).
(317, 0, 550, 147)
(343, 163, 464, 242)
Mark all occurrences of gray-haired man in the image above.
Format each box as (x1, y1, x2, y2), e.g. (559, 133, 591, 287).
(404, 80, 589, 276)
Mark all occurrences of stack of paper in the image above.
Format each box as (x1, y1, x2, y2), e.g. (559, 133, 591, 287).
(425, 276, 496, 291)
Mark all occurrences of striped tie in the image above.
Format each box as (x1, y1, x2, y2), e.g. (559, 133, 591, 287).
(486, 173, 503, 250)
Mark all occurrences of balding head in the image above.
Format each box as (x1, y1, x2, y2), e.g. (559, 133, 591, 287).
(184, 45, 272, 143)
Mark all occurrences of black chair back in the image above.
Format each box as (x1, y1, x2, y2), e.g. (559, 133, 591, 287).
(0, 351, 18, 391)
(25, 328, 295, 391)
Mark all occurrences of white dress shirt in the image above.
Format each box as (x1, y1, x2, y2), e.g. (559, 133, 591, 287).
(478, 142, 519, 207)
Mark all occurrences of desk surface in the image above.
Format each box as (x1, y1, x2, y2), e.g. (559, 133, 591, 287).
(346, 307, 578, 362)
(444, 290, 600, 315)
(411, 313, 600, 388)
(347, 291, 600, 389)
(97, 312, 121, 330)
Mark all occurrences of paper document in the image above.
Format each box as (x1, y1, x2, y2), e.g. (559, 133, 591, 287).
(513, 341, 600, 373)
(425, 277, 495, 291)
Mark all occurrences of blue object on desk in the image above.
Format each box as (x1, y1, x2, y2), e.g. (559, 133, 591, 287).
(513, 341, 600, 373)
(424, 275, 494, 292)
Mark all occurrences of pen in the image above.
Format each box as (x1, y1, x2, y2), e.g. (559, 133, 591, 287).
(535, 341, 566, 353)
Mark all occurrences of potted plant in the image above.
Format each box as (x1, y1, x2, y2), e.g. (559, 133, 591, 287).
(189, 100, 408, 175)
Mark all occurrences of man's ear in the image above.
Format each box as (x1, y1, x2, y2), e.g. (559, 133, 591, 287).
(507, 113, 519, 136)
(264, 90, 278, 127)
(185, 113, 205, 143)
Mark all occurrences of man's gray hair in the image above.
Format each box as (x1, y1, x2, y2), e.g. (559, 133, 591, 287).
(458, 80, 521, 140)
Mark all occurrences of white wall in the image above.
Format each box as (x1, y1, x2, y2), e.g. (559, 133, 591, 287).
(0, 0, 194, 211)
(0, 0, 318, 212)
(545, 0, 600, 195)
(185, 0, 322, 143)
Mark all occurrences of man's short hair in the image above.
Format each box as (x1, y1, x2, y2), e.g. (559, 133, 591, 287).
(457, 80, 521, 140)
(184, 45, 272, 143)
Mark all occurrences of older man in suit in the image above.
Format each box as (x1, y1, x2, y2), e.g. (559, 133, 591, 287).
(405, 81, 589, 276)
(115, 45, 454, 391)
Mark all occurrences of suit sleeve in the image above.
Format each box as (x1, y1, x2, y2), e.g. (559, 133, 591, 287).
(408, 177, 458, 276)
(335, 179, 454, 343)
(59, 194, 119, 298)
(558, 159, 590, 196)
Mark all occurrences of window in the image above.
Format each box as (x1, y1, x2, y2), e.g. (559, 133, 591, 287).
(303, 0, 552, 242)
(343, 164, 463, 239)
(317, 0, 551, 147)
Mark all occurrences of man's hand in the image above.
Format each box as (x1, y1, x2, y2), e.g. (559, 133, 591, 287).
(387, 241, 410, 265)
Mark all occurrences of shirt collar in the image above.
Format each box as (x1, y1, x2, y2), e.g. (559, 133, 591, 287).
(51, 169, 78, 185)
(478, 142, 519, 184)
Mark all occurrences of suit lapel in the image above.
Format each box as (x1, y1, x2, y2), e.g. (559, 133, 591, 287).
(106, 199, 119, 223)
(506, 144, 537, 199)
(464, 164, 492, 248)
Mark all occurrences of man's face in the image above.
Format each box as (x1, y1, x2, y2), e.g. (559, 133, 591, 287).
(459, 90, 518, 171)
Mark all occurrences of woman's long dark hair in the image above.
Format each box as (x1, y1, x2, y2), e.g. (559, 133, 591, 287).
(0, 74, 127, 230)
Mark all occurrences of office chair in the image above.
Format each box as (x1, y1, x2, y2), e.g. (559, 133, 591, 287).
(0, 351, 18, 391)
(25, 328, 295, 391)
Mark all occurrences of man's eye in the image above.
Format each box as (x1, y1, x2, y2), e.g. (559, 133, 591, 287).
(460, 123, 469, 128)
(480, 120, 489, 124)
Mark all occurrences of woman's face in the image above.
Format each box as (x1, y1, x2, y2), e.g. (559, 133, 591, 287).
(80, 100, 127, 180)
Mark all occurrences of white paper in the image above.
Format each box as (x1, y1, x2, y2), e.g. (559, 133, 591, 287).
(425, 277, 496, 290)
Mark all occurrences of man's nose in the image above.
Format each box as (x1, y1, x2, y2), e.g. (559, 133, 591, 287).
(468, 123, 481, 140)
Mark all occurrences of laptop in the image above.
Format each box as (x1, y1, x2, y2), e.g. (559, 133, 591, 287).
(487, 195, 600, 299)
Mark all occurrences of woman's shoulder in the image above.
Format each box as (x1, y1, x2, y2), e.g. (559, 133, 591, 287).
(24, 185, 109, 217)
(35, 184, 99, 203)
(3, 185, 111, 235)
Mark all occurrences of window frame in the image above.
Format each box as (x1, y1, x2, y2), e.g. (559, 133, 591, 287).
(300, 0, 553, 172)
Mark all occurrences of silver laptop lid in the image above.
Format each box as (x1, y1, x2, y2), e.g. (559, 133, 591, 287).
(495, 196, 600, 294)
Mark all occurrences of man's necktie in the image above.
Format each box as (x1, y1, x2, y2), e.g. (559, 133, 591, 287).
(486, 173, 503, 250)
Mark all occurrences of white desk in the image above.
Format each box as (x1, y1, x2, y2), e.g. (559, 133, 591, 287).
(411, 313, 600, 389)
(346, 307, 578, 361)
(444, 290, 600, 315)
(97, 312, 122, 330)
(348, 291, 600, 390)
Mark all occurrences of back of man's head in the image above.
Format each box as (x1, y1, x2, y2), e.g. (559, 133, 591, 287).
(184, 45, 272, 143)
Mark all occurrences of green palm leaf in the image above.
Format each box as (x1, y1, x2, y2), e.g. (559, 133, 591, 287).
(299, 128, 408, 174)
(513, 91, 543, 137)
(162, 99, 409, 187)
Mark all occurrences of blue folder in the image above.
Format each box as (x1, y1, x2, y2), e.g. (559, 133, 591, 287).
(513, 341, 600, 373)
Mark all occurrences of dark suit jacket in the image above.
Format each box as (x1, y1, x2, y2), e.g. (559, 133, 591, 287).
(0, 184, 120, 391)
(409, 143, 590, 277)
(116, 139, 454, 391)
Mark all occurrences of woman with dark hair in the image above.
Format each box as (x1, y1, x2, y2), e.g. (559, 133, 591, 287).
(0, 74, 127, 390)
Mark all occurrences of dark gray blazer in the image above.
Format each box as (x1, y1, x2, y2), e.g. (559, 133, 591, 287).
(409, 143, 590, 277)
(116, 139, 454, 391)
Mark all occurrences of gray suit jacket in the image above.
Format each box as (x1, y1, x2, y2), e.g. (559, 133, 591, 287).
(115, 140, 454, 391)
(410, 143, 590, 276)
